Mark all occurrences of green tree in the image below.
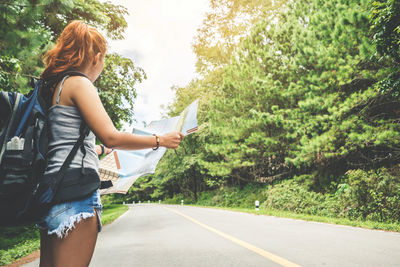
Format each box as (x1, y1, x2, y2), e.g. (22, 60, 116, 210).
(370, 0, 400, 63)
(204, 0, 399, 188)
(193, 0, 288, 75)
(370, 0, 400, 98)
(0, 0, 144, 128)
(95, 53, 146, 130)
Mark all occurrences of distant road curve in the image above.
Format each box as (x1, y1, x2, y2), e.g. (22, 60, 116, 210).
(24, 204, 400, 267)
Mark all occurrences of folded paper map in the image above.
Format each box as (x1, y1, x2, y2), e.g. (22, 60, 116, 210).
(99, 99, 199, 195)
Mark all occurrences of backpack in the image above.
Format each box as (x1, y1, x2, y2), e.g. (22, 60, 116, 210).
(0, 71, 106, 227)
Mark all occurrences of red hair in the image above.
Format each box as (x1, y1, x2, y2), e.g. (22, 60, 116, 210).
(41, 20, 107, 79)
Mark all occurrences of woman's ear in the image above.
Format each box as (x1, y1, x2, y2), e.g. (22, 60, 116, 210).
(93, 52, 102, 66)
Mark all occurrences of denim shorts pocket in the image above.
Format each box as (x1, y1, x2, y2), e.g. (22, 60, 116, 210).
(49, 202, 72, 219)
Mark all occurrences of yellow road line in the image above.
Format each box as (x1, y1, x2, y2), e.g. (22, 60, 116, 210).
(163, 206, 301, 267)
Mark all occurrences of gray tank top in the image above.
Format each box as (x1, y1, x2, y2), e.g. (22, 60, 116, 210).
(44, 75, 99, 175)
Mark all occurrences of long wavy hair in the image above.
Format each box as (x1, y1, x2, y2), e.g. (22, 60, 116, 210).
(41, 20, 107, 105)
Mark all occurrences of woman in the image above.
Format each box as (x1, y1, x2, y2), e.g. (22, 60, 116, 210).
(38, 20, 184, 267)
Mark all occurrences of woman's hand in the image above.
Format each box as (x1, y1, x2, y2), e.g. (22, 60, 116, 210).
(159, 132, 184, 149)
(95, 144, 113, 156)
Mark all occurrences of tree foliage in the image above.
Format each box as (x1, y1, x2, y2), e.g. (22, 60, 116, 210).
(370, 0, 400, 63)
(0, 0, 144, 127)
(205, 0, 399, 187)
(95, 53, 146, 129)
(193, 0, 289, 74)
(369, 0, 400, 99)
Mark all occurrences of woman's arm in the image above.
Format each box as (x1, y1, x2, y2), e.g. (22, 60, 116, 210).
(67, 77, 184, 150)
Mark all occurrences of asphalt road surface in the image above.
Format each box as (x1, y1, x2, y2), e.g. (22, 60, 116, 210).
(24, 204, 400, 267)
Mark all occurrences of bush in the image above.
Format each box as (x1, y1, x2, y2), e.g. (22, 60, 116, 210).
(196, 191, 217, 206)
(260, 179, 339, 217)
(203, 184, 266, 208)
(347, 167, 400, 223)
(258, 167, 400, 223)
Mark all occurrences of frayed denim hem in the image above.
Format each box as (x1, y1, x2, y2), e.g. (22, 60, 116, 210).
(36, 190, 102, 236)
(47, 212, 95, 239)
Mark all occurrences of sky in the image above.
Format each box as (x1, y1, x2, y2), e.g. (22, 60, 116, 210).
(108, 0, 210, 131)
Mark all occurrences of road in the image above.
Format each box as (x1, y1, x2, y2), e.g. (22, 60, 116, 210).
(24, 204, 400, 267)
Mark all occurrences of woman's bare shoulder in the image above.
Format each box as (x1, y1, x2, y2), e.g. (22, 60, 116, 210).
(55, 75, 96, 106)
(65, 75, 94, 90)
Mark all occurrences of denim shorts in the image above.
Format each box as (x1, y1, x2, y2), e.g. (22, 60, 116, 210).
(37, 189, 103, 238)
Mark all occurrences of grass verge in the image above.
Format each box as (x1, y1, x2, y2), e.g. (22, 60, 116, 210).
(101, 204, 129, 226)
(0, 203, 128, 266)
(184, 204, 400, 232)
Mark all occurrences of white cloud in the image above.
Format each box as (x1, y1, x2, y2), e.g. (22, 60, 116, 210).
(108, 0, 210, 130)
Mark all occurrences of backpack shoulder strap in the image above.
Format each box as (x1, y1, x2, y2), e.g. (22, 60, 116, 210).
(44, 70, 90, 93)
(52, 121, 90, 199)
(62, 70, 89, 80)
